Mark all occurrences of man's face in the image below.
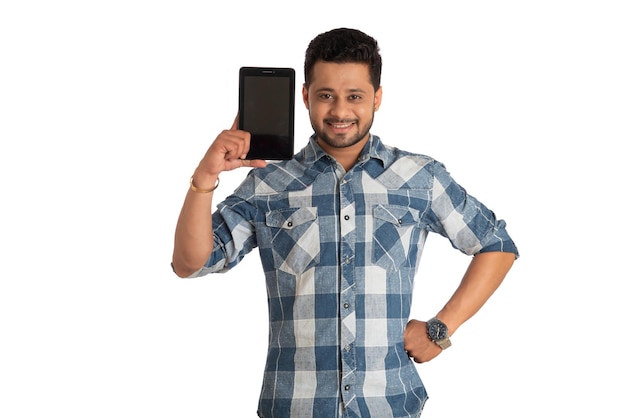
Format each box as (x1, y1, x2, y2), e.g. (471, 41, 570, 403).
(303, 61, 382, 152)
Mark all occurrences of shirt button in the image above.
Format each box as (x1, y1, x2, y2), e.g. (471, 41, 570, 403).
(345, 385, 350, 391)
(345, 257, 351, 265)
(287, 221, 293, 227)
(345, 344, 351, 351)
(344, 215, 350, 220)
(344, 302, 350, 309)
(398, 219, 403, 225)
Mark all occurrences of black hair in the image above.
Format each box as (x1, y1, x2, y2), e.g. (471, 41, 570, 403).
(304, 28, 382, 90)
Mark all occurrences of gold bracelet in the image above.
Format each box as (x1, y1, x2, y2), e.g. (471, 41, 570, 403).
(189, 176, 219, 193)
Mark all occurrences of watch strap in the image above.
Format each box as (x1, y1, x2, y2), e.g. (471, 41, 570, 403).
(435, 337, 452, 349)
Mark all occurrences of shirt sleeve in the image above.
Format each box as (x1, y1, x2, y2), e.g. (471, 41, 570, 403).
(427, 161, 519, 258)
(190, 172, 260, 277)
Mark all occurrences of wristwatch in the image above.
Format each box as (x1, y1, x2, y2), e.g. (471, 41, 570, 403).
(426, 317, 452, 350)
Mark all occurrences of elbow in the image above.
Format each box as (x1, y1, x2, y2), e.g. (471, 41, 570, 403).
(170, 260, 203, 279)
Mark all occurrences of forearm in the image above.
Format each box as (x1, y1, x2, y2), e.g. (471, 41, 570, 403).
(172, 173, 219, 278)
(437, 251, 516, 335)
(171, 117, 266, 277)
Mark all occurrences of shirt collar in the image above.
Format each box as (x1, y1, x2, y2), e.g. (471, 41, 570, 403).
(301, 134, 393, 168)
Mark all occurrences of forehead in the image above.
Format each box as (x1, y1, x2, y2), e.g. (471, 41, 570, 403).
(309, 61, 373, 91)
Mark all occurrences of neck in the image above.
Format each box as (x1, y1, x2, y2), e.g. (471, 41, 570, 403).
(317, 134, 370, 171)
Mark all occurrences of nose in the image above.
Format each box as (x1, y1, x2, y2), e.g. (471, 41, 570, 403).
(329, 97, 351, 120)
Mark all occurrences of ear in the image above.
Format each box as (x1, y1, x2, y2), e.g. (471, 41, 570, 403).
(302, 84, 311, 110)
(374, 86, 383, 112)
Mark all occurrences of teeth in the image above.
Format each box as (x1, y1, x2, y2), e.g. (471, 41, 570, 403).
(333, 123, 352, 128)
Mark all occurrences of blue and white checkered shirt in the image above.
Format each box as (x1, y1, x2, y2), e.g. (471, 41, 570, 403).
(192, 135, 518, 418)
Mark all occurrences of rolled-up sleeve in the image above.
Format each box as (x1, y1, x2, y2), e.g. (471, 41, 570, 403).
(428, 161, 519, 258)
(189, 173, 259, 278)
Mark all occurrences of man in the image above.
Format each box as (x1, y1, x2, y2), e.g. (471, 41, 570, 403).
(172, 28, 518, 418)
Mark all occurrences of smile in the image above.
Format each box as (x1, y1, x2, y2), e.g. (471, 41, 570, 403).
(327, 121, 356, 129)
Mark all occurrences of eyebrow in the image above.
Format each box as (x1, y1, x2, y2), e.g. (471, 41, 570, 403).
(314, 87, 368, 94)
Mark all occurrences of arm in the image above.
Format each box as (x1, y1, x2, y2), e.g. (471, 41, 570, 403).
(171, 117, 266, 278)
(404, 251, 516, 363)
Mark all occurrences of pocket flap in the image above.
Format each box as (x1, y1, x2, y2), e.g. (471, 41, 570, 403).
(266, 207, 318, 229)
(373, 205, 421, 227)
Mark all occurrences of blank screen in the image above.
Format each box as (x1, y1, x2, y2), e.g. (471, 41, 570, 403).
(242, 76, 290, 136)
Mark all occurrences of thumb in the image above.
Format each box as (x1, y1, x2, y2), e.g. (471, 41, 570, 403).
(247, 159, 268, 168)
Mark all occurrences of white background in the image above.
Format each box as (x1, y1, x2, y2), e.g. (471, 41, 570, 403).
(1, 1, 624, 417)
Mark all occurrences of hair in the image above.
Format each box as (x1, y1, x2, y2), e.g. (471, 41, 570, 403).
(304, 28, 382, 90)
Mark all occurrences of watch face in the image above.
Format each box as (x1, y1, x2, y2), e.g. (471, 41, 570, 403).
(427, 320, 448, 341)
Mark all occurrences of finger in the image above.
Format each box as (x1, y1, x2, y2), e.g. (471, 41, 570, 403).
(223, 142, 246, 161)
(239, 131, 252, 159)
(219, 131, 249, 158)
(231, 114, 239, 130)
(247, 159, 268, 168)
(237, 158, 267, 169)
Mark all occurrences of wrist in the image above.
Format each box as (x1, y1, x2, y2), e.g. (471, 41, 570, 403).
(189, 172, 220, 193)
(426, 317, 452, 350)
(435, 310, 459, 337)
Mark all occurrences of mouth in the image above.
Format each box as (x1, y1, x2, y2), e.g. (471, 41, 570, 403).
(326, 120, 356, 132)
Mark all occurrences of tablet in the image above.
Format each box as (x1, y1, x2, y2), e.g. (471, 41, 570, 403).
(238, 66, 295, 160)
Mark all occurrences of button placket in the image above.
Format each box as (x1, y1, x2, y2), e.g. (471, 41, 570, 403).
(338, 175, 358, 409)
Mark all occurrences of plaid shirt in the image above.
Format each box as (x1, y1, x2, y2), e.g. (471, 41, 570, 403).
(192, 135, 518, 418)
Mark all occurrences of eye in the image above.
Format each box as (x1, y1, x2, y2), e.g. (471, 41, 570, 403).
(319, 93, 334, 101)
(348, 94, 362, 101)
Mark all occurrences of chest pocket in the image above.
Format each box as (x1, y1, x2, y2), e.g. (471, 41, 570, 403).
(265, 207, 320, 275)
(372, 205, 422, 271)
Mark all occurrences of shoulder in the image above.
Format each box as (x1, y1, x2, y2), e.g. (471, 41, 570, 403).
(247, 156, 316, 195)
(373, 135, 441, 172)
(375, 143, 448, 189)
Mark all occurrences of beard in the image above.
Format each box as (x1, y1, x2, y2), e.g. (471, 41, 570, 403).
(312, 114, 375, 149)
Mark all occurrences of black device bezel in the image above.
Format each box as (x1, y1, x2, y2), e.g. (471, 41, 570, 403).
(238, 66, 295, 160)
